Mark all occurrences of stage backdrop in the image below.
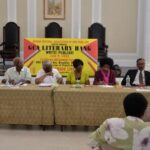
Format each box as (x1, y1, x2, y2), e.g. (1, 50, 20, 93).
(24, 38, 98, 76)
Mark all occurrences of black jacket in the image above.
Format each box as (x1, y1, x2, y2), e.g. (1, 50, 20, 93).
(121, 69, 150, 86)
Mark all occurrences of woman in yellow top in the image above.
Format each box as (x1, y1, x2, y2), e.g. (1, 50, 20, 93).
(66, 59, 90, 85)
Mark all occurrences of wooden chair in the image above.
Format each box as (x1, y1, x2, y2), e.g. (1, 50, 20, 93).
(88, 23, 108, 61)
(45, 22, 62, 38)
(0, 22, 20, 67)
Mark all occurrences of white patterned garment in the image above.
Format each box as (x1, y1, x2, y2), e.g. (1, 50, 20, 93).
(89, 116, 150, 150)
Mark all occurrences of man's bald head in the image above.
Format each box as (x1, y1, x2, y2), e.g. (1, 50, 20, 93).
(13, 57, 23, 66)
(13, 57, 23, 71)
(42, 60, 52, 73)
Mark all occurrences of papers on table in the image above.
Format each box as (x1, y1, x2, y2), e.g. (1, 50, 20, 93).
(0, 84, 20, 89)
(98, 85, 114, 88)
(38, 83, 52, 87)
(38, 83, 59, 87)
(136, 88, 150, 92)
(0, 83, 28, 88)
(71, 84, 84, 88)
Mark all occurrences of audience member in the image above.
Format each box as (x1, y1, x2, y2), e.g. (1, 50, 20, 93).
(89, 92, 150, 150)
(35, 60, 63, 84)
(93, 57, 116, 85)
(66, 59, 90, 85)
(121, 58, 150, 86)
(1, 57, 31, 85)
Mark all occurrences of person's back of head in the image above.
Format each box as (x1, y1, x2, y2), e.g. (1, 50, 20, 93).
(123, 93, 148, 118)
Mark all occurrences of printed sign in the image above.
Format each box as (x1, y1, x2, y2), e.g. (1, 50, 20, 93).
(24, 38, 98, 76)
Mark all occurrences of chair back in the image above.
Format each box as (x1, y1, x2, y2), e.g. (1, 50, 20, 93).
(88, 23, 108, 61)
(88, 23, 105, 50)
(3, 22, 20, 58)
(45, 22, 62, 38)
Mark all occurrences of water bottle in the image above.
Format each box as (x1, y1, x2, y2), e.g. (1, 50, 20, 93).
(76, 79, 80, 88)
(126, 75, 131, 87)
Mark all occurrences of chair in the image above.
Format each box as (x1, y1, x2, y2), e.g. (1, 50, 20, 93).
(45, 22, 62, 38)
(0, 22, 20, 67)
(88, 23, 108, 61)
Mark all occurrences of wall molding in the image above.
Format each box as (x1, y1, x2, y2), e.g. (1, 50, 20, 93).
(27, 0, 37, 37)
(7, 0, 17, 22)
(71, 0, 81, 38)
(108, 52, 137, 67)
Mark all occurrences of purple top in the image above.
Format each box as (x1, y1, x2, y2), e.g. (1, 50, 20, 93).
(93, 69, 116, 85)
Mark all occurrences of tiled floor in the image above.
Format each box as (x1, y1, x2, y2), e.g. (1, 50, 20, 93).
(0, 125, 93, 150)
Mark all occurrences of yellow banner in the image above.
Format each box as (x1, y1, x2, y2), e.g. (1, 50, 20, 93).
(24, 38, 98, 76)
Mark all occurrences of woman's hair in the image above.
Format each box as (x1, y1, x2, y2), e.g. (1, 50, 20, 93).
(123, 93, 148, 118)
(100, 57, 114, 69)
(73, 59, 84, 68)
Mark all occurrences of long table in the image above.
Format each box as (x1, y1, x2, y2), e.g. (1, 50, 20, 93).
(54, 85, 150, 126)
(0, 85, 54, 125)
(0, 84, 150, 126)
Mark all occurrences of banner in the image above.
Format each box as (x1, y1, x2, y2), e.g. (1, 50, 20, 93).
(24, 38, 98, 76)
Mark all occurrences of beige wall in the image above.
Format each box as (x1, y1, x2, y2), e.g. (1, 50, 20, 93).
(36, 0, 72, 38)
(0, 0, 138, 54)
(102, 0, 138, 53)
(0, 0, 7, 43)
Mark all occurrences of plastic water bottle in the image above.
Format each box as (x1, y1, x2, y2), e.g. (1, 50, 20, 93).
(126, 75, 131, 87)
(76, 79, 80, 88)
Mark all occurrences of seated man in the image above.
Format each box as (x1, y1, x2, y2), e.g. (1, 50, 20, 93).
(35, 60, 63, 84)
(89, 93, 150, 150)
(2, 57, 31, 85)
(121, 58, 150, 86)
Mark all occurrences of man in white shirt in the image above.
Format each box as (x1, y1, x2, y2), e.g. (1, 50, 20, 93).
(2, 57, 32, 85)
(35, 60, 63, 84)
(121, 58, 150, 86)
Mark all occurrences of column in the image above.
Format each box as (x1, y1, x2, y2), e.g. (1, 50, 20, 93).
(27, 0, 37, 37)
(92, 0, 102, 24)
(7, 0, 17, 22)
(143, 0, 150, 70)
(71, 0, 81, 38)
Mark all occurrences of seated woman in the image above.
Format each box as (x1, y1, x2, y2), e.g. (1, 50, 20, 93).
(66, 59, 90, 85)
(93, 57, 116, 85)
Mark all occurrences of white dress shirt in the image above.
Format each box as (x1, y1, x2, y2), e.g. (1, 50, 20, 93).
(133, 70, 145, 85)
(36, 68, 62, 84)
(4, 66, 32, 82)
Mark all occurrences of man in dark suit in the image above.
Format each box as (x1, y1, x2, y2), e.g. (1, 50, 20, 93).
(121, 58, 150, 86)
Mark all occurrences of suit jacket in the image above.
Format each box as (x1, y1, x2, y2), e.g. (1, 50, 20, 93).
(121, 69, 150, 86)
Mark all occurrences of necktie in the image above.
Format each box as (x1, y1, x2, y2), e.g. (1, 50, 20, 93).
(139, 71, 144, 84)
